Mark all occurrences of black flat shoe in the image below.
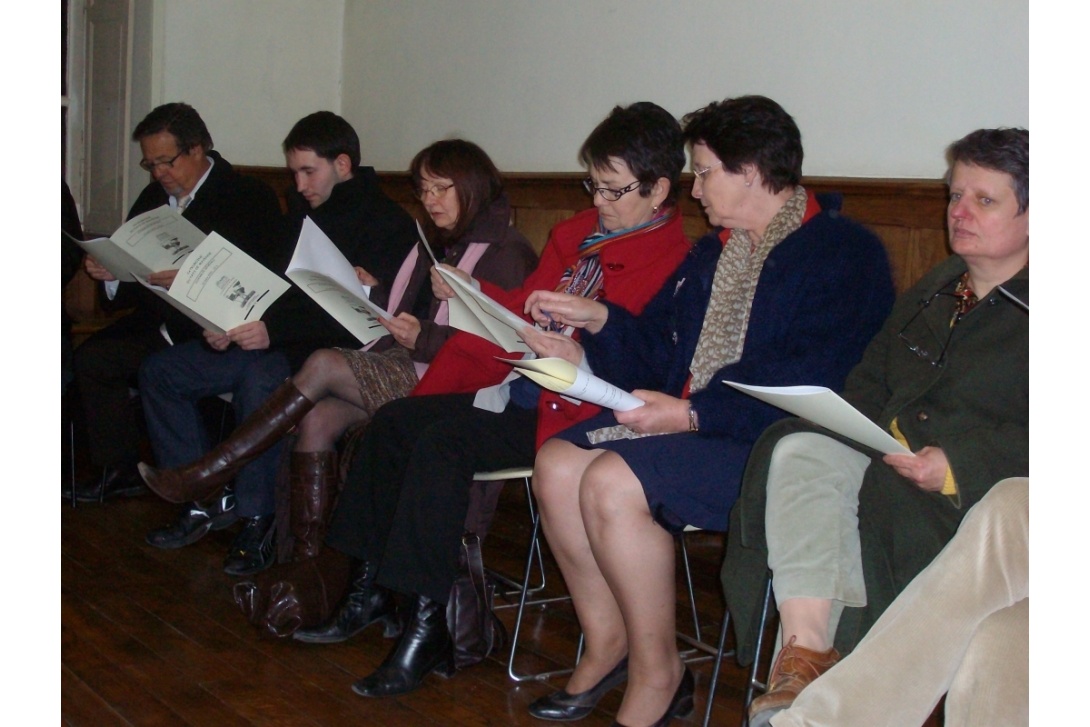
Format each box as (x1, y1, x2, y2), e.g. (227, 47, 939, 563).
(223, 515, 276, 576)
(528, 656, 629, 721)
(64, 463, 148, 502)
(611, 667, 694, 727)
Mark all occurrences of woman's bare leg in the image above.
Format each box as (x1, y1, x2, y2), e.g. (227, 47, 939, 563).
(579, 452, 683, 726)
(533, 439, 628, 692)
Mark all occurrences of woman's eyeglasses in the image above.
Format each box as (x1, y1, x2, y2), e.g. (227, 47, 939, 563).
(692, 161, 723, 180)
(897, 290, 963, 368)
(416, 182, 454, 200)
(583, 178, 641, 201)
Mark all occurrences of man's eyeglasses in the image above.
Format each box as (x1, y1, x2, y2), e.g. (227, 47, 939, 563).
(692, 161, 723, 180)
(897, 289, 963, 368)
(416, 182, 455, 200)
(583, 178, 641, 201)
(139, 150, 187, 173)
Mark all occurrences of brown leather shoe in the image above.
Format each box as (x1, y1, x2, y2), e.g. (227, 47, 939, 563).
(748, 637, 839, 727)
(139, 379, 315, 504)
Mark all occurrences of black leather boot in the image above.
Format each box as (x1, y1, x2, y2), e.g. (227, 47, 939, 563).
(351, 594, 455, 697)
(292, 560, 400, 644)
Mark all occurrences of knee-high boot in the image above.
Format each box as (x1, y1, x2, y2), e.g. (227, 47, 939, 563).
(290, 451, 338, 561)
(351, 594, 455, 697)
(139, 379, 315, 504)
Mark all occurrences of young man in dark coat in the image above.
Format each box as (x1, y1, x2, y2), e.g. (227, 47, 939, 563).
(139, 111, 417, 576)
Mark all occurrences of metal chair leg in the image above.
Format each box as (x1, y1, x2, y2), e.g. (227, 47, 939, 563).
(69, 418, 78, 508)
(702, 605, 732, 727)
(741, 571, 776, 726)
(506, 510, 579, 682)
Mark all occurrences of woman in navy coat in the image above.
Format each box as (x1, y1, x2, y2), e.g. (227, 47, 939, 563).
(521, 96, 894, 727)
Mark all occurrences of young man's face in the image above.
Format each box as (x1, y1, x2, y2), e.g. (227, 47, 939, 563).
(286, 149, 352, 208)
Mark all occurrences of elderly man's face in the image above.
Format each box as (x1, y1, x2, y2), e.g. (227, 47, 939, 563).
(139, 131, 209, 199)
(947, 162, 1029, 268)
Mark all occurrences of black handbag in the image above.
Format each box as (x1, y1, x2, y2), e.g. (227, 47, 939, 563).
(447, 532, 507, 669)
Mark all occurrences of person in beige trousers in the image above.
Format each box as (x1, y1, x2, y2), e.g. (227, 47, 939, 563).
(772, 476, 1028, 727)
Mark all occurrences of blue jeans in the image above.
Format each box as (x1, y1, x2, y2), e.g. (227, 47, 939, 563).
(138, 340, 291, 517)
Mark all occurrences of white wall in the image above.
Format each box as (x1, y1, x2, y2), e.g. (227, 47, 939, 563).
(133, 0, 1027, 181)
(341, 0, 1027, 178)
(147, 0, 346, 165)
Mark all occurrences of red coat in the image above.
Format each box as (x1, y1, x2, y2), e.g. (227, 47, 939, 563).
(412, 206, 692, 448)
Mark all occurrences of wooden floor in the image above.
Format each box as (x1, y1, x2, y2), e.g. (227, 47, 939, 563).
(62, 474, 765, 727)
(62, 474, 944, 727)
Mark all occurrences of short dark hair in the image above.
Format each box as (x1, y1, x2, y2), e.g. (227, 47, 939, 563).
(132, 102, 213, 153)
(282, 111, 361, 170)
(946, 128, 1029, 214)
(579, 102, 685, 207)
(411, 139, 504, 241)
(682, 95, 803, 194)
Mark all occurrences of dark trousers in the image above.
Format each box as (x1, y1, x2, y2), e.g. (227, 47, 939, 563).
(138, 340, 291, 518)
(72, 315, 168, 467)
(325, 393, 537, 604)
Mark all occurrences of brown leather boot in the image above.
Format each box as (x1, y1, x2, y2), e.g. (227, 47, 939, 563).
(139, 379, 315, 504)
(289, 451, 338, 561)
(748, 637, 840, 727)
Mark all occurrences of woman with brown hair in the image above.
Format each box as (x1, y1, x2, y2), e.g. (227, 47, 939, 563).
(139, 139, 537, 573)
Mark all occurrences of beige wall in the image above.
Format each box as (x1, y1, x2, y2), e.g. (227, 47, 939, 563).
(129, 0, 1027, 205)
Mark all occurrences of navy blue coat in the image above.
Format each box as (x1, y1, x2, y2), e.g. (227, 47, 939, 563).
(561, 193, 895, 530)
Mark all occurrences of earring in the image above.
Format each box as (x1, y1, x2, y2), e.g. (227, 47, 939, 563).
(652, 205, 660, 214)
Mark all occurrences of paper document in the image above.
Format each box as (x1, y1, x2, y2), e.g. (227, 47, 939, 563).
(415, 218, 531, 352)
(67, 205, 206, 282)
(138, 232, 289, 334)
(285, 216, 392, 346)
(498, 357, 644, 411)
(723, 382, 911, 455)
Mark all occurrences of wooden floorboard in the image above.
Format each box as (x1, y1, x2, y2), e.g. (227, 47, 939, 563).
(61, 477, 942, 726)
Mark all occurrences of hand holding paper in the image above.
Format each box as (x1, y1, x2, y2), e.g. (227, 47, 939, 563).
(497, 356, 644, 411)
(614, 390, 688, 434)
(83, 255, 116, 282)
(525, 290, 609, 333)
(520, 326, 585, 366)
(883, 447, 949, 492)
(284, 216, 393, 346)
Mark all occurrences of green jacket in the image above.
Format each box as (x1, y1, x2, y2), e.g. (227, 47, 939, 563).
(722, 255, 1029, 663)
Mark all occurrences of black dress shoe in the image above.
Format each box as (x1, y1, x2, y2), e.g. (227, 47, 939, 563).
(64, 463, 147, 502)
(223, 515, 276, 576)
(610, 667, 694, 727)
(529, 656, 629, 721)
(145, 490, 237, 549)
(351, 594, 454, 698)
(293, 560, 400, 644)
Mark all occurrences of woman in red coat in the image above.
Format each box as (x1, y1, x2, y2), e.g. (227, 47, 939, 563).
(293, 103, 693, 701)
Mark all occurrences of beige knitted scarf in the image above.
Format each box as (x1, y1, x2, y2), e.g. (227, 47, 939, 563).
(586, 186, 808, 445)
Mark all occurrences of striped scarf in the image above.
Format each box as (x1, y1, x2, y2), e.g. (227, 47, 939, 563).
(555, 208, 676, 302)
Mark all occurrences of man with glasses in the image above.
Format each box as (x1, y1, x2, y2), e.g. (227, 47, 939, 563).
(72, 102, 283, 504)
(721, 127, 1029, 727)
(137, 111, 416, 576)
